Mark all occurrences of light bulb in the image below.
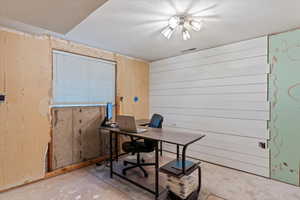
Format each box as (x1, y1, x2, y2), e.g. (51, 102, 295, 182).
(161, 26, 174, 39)
(182, 28, 190, 40)
(168, 16, 179, 29)
(190, 20, 203, 32)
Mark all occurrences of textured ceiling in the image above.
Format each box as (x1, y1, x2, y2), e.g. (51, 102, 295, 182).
(0, 0, 108, 34)
(66, 0, 300, 61)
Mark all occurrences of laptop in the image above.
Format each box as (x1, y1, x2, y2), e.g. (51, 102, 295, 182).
(117, 115, 148, 133)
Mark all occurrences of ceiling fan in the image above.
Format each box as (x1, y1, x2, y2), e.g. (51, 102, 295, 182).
(161, 15, 203, 40)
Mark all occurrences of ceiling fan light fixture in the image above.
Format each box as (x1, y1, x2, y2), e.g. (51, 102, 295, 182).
(161, 26, 174, 39)
(161, 15, 203, 40)
(182, 28, 190, 41)
(168, 16, 179, 29)
(190, 20, 203, 32)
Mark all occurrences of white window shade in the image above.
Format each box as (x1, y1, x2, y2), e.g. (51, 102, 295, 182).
(53, 50, 115, 106)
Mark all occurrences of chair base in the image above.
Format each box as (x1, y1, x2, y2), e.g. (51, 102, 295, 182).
(122, 160, 155, 178)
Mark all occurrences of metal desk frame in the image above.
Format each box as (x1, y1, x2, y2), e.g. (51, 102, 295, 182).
(101, 127, 205, 200)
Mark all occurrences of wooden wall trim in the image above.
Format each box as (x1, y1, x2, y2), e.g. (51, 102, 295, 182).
(49, 36, 116, 61)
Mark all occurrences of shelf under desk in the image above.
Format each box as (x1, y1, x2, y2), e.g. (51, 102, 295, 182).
(160, 159, 200, 178)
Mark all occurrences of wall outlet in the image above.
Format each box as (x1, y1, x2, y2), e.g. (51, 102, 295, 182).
(259, 142, 266, 149)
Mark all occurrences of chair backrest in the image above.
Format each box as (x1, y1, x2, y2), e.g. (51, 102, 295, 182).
(145, 114, 164, 148)
(149, 113, 164, 128)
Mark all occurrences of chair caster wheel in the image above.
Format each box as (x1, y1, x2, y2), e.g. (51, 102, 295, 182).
(122, 170, 127, 176)
(123, 161, 128, 166)
(141, 158, 145, 163)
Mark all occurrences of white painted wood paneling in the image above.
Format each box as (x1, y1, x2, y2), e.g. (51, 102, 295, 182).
(151, 84, 267, 96)
(164, 143, 269, 176)
(151, 96, 269, 110)
(150, 74, 268, 90)
(150, 37, 270, 177)
(151, 57, 269, 83)
(163, 115, 268, 139)
(163, 127, 269, 157)
(151, 107, 269, 120)
(151, 37, 267, 69)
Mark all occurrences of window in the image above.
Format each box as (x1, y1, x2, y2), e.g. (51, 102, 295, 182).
(52, 50, 115, 106)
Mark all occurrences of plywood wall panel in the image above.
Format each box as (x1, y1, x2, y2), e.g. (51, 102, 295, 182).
(116, 55, 149, 119)
(0, 49, 4, 94)
(0, 28, 149, 191)
(0, 30, 51, 191)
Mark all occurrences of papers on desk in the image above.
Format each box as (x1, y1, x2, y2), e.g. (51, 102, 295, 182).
(166, 174, 198, 199)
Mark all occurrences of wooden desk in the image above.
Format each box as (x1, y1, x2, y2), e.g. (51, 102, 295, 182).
(99, 126, 205, 200)
(104, 127, 204, 146)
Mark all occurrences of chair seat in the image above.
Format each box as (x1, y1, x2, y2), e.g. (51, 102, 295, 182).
(121, 114, 163, 177)
(122, 141, 154, 153)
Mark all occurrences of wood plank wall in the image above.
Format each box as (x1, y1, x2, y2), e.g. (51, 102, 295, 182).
(150, 37, 270, 177)
(0, 28, 149, 191)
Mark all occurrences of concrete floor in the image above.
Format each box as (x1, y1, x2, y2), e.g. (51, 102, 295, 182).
(1, 153, 300, 200)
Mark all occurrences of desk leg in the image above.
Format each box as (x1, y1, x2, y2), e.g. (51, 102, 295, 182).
(197, 166, 202, 193)
(182, 145, 187, 174)
(155, 141, 159, 199)
(176, 144, 180, 160)
(115, 133, 119, 162)
(110, 131, 113, 178)
(160, 141, 163, 156)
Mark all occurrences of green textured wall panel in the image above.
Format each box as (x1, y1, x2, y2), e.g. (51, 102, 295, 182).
(269, 30, 300, 186)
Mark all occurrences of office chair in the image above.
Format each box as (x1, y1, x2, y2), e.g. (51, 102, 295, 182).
(122, 114, 164, 177)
